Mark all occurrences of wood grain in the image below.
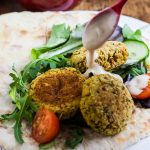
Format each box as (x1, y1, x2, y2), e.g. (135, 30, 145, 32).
(74, 0, 150, 23)
(0, 0, 150, 23)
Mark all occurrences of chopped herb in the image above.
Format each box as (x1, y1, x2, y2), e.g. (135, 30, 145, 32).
(65, 126, 84, 149)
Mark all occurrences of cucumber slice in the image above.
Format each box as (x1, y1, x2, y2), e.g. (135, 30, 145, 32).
(124, 40, 149, 65)
(145, 55, 150, 71)
(144, 40, 150, 71)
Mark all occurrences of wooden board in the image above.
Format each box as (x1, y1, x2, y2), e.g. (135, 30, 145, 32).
(0, 0, 150, 23)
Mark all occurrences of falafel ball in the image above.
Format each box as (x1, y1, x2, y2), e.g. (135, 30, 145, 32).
(29, 67, 84, 120)
(80, 74, 134, 136)
(70, 41, 128, 73)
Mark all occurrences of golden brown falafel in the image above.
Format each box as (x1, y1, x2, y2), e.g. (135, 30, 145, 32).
(80, 74, 134, 136)
(29, 67, 84, 120)
(70, 41, 128, 73)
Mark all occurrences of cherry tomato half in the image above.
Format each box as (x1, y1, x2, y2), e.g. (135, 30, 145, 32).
(132, 73, 150, 100)
(32, 108, 60, 144)
(135, 85, 150, 99)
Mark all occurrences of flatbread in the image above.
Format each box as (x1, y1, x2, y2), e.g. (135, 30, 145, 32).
(0, 11, 150, 150)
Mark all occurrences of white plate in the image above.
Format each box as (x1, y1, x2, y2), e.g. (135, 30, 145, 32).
(119, 15, 150, 43)
(119, 15, 150, 150)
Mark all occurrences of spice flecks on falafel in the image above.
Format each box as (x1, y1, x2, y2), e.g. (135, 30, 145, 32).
(71, 41, 128, 73)
(80, 74, 134, 136)
(29, 67, 84, 120)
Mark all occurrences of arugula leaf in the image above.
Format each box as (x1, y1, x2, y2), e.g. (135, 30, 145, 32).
(1, 95, 29, 144)
(22, 55, 70, 83)
(1, 68, 37, 143)
(2, 95, 35, 144)
(122, 24, 142, 41)
(12, 96, 28, 143)
(32, 47, 50, 60)
(1, 54, 70, 144)
(2, 95, 28, 143)
(32, 24, 71, 59)
(65, 126, 84, 149)
(14, 119, 24, 144)
(50, 61, 57, 69)
(1, 108, 19, 120)
(13, 94, 30, 144)
(9, 68, 27, 109)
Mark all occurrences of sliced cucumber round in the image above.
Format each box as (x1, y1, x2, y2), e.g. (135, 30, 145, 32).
(144, 40, 150, 71)
(124, 40, 149, 65)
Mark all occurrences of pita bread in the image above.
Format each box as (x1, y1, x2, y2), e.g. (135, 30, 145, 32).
(0, 11, 150, 150)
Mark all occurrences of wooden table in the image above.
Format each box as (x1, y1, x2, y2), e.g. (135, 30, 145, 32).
(0, 0, 150, 23)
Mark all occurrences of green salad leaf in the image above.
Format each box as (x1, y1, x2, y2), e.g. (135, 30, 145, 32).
(46, 24, 70, 47)
(22, 55, 69, 83)
(32, 24, 71, 59)
(122, 24, 142, 41)
(40, 37, 82, 59)
(32, 25, 84, 59)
